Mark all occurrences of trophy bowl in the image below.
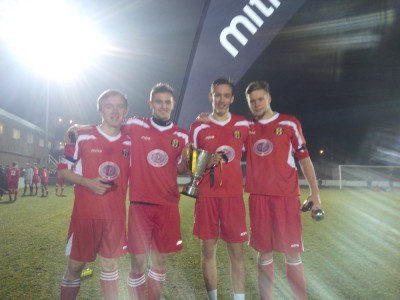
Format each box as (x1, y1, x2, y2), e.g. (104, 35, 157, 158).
(181, 148, 212, 198)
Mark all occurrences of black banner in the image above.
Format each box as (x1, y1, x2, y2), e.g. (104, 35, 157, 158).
(175, 0, 306, 129)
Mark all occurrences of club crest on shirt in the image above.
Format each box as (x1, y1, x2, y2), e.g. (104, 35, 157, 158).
(122, 148, 129, 158)
(171, 139, 179, 148)
(233, 130, 241, 139)
(275, 127, 283, 136)
(147, 149, 169, 167)
(254, 139, 273, 156)
(216, 145, 235, 163)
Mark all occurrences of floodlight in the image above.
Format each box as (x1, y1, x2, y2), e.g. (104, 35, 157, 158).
(0, 0, 107, 80)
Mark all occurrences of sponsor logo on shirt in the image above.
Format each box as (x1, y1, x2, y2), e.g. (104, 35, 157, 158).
(98, 161, 120, 181)
(147, 149, 169, 167)
(254, 139, 273, 156)
(205, 135, 215, 140)
(216, 145, 235, 162)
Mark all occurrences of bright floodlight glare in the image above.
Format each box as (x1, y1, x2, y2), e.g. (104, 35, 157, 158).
(0, 0, 107, 80)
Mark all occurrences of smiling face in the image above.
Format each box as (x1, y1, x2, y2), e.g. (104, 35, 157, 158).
(209, 83, 234, 120)
(98, 94, 128, 130)
(149, 92, 175, 121)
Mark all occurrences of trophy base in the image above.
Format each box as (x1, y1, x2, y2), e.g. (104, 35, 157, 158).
(181, 185, 198, 198)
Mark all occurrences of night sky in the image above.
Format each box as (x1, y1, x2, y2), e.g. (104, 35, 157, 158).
(1, 0, 399, 165)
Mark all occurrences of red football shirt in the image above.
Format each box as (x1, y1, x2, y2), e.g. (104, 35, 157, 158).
(245, 113, 309, 196)
(58, 126, 130, 220)
(39, 169, 49, 184)
(123, 117, 188, 206)
(7, 167, 20, 185)
(32, 166, 39, 183)
(189, 113, 249, 197)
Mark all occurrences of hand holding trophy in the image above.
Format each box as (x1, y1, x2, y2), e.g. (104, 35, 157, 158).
(98, 161, 120, 186)
(181, 145, 212, 198)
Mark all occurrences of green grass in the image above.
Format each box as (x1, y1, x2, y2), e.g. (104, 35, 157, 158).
(0, 187, 399, 299)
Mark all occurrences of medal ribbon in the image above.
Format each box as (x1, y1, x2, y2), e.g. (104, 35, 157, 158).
(192, 149, 197, 175)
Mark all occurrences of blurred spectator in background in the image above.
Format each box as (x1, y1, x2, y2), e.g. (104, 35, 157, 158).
(32, 163, 40, 196)
(7, 162, 20, 202)
(55, 170, 65, 197)
(39, 166, 49, 197)
(23, 163, 34, 196)
(0, 165, 8, 200)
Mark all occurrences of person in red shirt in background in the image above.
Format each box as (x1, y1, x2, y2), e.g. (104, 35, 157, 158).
(55, 170, 65, 197)
(7, 162, 20, 202)
(188, 78, 249, 300)
(245, 81, 321, 300)
(32, 163, 40, 196)
(39, 166, 49, 197)
(58, 89, 130, 300)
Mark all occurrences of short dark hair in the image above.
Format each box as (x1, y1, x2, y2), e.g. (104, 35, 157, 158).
(150, 83, 174, 101)
(210, 78, 235, 95)
(97, 89, 128, 111)
(245, 81, 270, 96)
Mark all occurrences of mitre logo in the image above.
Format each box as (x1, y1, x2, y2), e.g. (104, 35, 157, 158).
(91, 149, 102, 153)
(220, 0, 281, 57)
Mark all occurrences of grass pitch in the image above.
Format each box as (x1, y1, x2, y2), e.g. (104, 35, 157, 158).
(0, 187, 399, 299)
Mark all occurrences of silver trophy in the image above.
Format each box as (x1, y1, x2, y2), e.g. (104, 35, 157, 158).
(181, 147, 212, 198)
(98, 161, 120, 186)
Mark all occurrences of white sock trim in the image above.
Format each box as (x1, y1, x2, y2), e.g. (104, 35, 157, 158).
(148, 269, 166, 282)
(100, 270, 119, 281)
(286, 259, 302, 266)
(127, 274, 146, 287)
(61, 277, 81, 288)
(258, 258, 274, 266)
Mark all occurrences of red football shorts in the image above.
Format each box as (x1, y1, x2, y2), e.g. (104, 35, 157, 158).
(65, 218, 127, 262)
(127, 203, 183, 254)
(33, 176, 39, 184)
(8, 180, 19, 190)
(248, 194, 303, 253)
(193, 197, 248, 243)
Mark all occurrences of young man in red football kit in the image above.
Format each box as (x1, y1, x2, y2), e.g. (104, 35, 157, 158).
(55, 170, 65, 196)
(245, 81, 321, 300)
(58, 89, 130, 300)
(189, 78, 248, 300)
(39, 166, 49, 197)
(125, 83, 190, 300)
(7, 162, 20, 202)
